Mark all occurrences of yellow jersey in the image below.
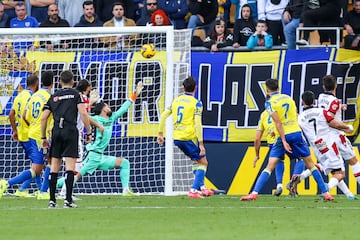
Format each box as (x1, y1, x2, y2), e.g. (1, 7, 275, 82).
(266, 92, 301, 135)
(26, 88, 53, 143)
(159, 93, 203, 141)
(11, 89, 33, 142)
(257, 110, 278, 144)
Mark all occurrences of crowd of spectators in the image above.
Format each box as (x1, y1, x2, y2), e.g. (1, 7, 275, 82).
(0, 0, 358, 51)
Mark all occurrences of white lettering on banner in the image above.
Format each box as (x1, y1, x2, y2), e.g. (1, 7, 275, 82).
(199, 61, 360, 129)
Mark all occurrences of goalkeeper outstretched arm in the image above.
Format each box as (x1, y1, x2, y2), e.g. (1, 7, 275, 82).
(111, 81, 144, 120)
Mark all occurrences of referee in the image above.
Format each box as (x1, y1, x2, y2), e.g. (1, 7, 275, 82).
(41, 70, 91, 208)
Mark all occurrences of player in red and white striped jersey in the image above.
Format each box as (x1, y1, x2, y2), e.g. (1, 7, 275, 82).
(318, 75, 360, 186)
(298, 91, 355, 199)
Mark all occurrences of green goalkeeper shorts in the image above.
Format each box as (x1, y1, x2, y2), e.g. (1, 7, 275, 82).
(79, 151, 117, 176)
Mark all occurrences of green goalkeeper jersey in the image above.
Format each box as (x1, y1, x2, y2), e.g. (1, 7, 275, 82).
(86, 100, 132, 153)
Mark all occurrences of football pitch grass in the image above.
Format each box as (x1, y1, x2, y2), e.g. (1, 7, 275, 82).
(1, 194, 359, 240)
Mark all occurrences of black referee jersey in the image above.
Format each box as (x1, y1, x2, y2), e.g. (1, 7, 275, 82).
(44, 88, 84, 129)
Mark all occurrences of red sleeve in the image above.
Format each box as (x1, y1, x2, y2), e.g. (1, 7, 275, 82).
(323, 109, 334, 122)
(83, 95, 90, 112)
(328, 99, 340, 114)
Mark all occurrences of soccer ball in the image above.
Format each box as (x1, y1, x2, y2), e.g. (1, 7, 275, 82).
(140, 44, 156, 58)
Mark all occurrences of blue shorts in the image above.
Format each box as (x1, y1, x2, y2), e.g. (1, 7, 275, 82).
(28, 138, 46, 165)
(20, 141, 32, 159)
(269, 132, 310, 159)
(174, 140, 204, 161)
(268, 144, 291, 161)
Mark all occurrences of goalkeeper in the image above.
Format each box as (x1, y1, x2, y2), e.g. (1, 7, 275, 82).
(56, 81, 144, 196)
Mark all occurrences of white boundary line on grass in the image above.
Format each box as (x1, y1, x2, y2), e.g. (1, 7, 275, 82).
(2, 205, 360, 211)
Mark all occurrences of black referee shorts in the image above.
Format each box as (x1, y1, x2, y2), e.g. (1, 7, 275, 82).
(51, 127, 79, 159)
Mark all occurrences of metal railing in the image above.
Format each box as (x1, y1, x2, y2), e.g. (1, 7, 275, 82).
(296, 27, 343, 49)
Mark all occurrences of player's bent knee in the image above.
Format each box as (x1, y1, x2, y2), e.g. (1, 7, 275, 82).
(32, 164, 45, 176)
(330, 169, 345, 179)
(197, 157, 208, 166)
(115, 157, 123, 168)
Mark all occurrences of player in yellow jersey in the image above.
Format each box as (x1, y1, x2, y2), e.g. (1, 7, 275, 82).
(241, 78, 334, 201)
(6, 75, 40, 198)
(0, 71, 54, 199)
(9, 76, 38, 145)
(157, 76, 214, 198)
(26, 71, 54, 200)
(255, 109, 286, 195)
(254, 109, 282, 194)
(254, 105, 305, 197)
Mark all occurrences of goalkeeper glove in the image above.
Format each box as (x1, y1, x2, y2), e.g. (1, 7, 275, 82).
(129, 81, 144, 102)
(89, 89, 100, 105)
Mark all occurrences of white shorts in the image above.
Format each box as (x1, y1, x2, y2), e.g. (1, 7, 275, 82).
(311, 140, 344, 176)
(334, 133, 355, 161)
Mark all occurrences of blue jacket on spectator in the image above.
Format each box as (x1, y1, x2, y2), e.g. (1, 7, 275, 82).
(246, 34, 273, 49)
(159, 0, 188, 29)
(10, 15, 39, 28)
(10, 15, 39, 49)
